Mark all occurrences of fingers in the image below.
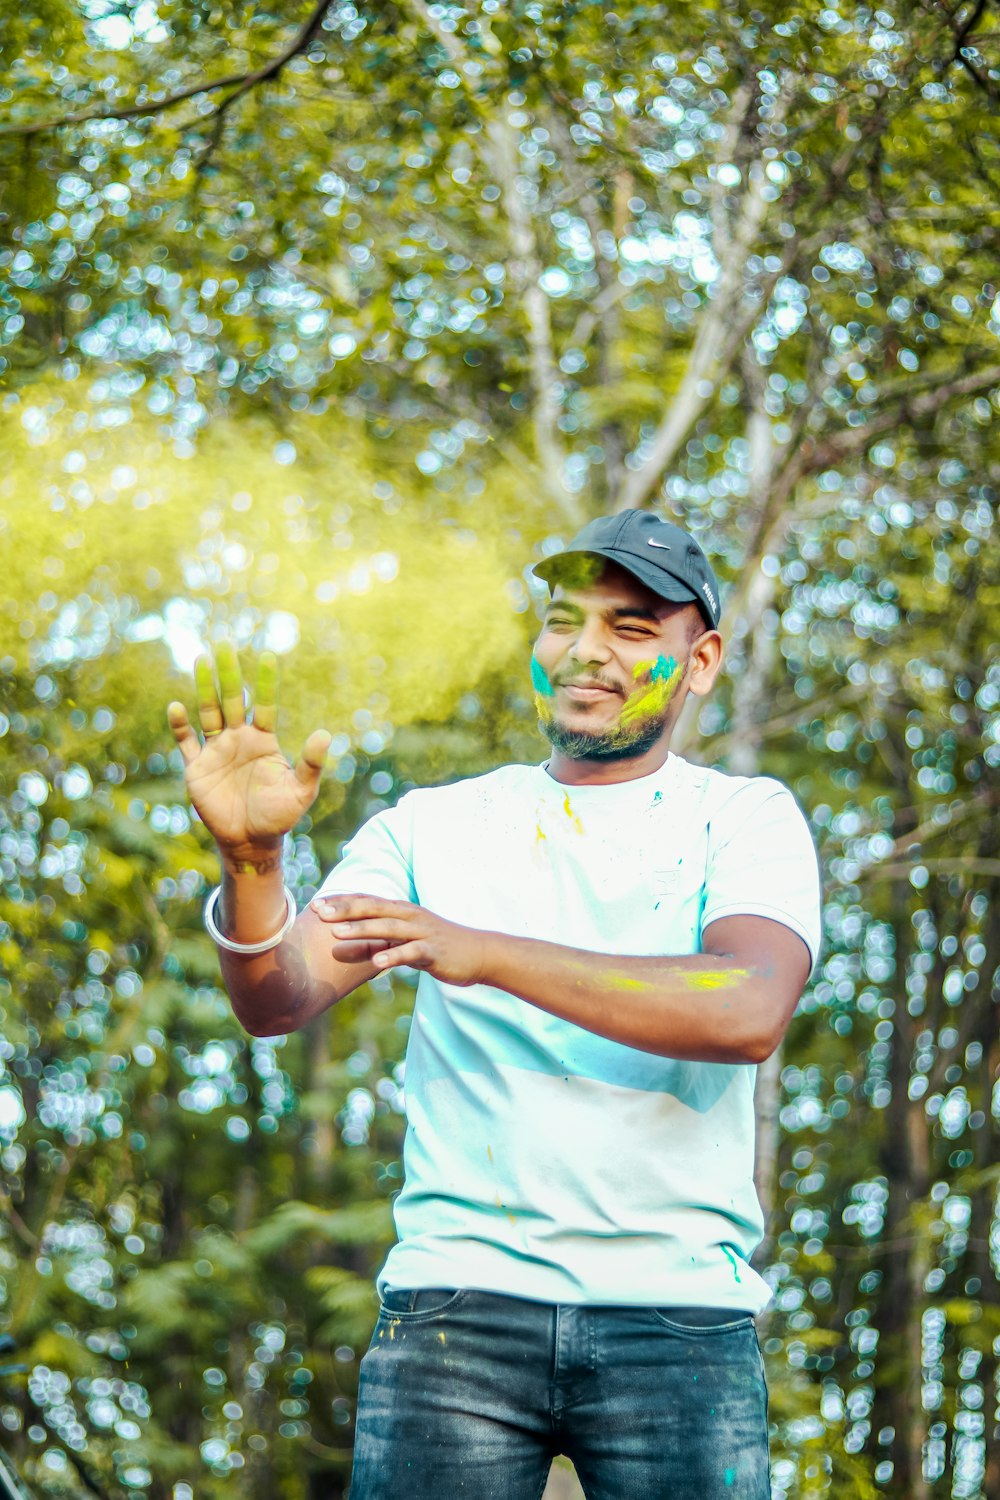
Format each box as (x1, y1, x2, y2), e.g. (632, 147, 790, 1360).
(311, 894, 411, 923)
(295, 729, 332, 789)
(167, 702, 201, 766)
(252, 651, 278, 734)
(371, 941, 426, 971)
(195, 655, 224, 737)
(326, 917, 415, 943)
(215, 640, 246, 729)
(327, 935, 425, 971)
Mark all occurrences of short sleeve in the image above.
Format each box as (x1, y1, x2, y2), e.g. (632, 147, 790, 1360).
(700, 780, 822, 968)
(315, 796, 417, 904)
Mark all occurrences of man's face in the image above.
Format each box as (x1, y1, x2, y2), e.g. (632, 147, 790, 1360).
(532, 558, 705, 762)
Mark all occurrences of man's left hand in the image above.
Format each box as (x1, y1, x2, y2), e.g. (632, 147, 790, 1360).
(310, 894, 487, 986)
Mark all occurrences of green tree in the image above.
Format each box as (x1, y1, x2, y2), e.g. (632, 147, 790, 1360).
(1, 2, 999, 1495)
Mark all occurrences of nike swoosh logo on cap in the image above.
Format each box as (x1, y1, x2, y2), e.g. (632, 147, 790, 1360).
(647, 539, 671, 550)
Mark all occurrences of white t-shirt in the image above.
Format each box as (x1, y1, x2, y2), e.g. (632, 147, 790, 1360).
(317, 754, 822, 1312)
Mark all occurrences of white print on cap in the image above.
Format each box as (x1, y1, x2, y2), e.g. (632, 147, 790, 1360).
(702, 582, 717, 613)
(647, 539, 672, 550)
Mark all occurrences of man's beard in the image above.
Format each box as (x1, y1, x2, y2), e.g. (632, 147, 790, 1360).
(538, 707, 667, 762)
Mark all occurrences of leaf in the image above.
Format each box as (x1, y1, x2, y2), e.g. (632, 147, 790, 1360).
(245, 1199, 393, 1257)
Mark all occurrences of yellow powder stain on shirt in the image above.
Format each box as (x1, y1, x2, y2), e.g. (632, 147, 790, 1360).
(562, 790, 584, 834)
(487, 1144, 494, 1163)
(535, 820, 547, 845)
(494, 1192, 517, 1228)
(437, 1331, 446, 1345)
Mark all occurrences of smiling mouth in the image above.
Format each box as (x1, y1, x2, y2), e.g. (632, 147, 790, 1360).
(558, 681, 620, 701)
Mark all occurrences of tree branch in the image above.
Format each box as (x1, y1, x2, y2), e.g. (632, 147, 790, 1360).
(930, 0, 1000, 99)
(402, 0, 582, 527)
(721, 361, 1000, 629)
(616, 40, 945, 514)
(616, 159, 774, 512)
(708, 80, 755, 255)
(0, 0, 334, 137)
(775, 361, 1000, 495)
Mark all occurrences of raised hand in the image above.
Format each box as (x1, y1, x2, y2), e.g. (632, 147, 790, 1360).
(166, 642, 331, 859)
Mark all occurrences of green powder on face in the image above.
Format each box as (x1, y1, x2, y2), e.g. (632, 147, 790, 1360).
(530, 654, 554, 697)
(631, 653, 675, 684)
(650, 655, 675, 682)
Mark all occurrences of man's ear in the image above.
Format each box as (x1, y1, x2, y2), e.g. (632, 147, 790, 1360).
(687, 630, 724, 697)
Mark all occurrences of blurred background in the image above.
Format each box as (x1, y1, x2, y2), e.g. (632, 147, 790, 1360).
(0, 2, 998, 1496)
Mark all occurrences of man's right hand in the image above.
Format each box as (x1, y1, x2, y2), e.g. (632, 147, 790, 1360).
(166, 642, 331, 862)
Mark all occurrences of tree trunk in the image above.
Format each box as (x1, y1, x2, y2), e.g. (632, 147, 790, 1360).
(868, 866, 930, 1500)
(725, 350, 786, 1250)
(968, 832, 1000, 1499)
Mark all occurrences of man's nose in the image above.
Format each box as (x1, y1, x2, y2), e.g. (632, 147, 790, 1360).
(568, 621, 611, 663)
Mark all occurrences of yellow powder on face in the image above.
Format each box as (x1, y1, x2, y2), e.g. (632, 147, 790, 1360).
(533, 691, 555, 724)
(618, 660, 684, 729)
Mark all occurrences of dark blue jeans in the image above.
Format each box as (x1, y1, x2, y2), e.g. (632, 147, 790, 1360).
(350, 1288, 769, 1498)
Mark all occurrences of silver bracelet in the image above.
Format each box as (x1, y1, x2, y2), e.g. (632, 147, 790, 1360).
(204, 883, 297, 954)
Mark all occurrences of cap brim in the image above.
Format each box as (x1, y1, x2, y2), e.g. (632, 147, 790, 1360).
(532, 546, 702, 610)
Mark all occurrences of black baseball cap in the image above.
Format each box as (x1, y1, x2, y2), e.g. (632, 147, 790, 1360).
(532, 510, 722, 631)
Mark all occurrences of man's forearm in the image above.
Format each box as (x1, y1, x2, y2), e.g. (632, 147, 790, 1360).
(313, 894, 808, 1059)
(476, 935, 769, 1064)
(214, 843, 323, 1036)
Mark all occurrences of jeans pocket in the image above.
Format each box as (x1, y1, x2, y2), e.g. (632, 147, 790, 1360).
(379, 1287, 467, 1320)
(650, 1305, 755, 1336)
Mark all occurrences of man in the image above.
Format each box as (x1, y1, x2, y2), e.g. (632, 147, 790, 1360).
(168, 509, 821, 1499)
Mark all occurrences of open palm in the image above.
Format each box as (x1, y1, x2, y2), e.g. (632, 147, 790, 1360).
(167, 642, 331, 855)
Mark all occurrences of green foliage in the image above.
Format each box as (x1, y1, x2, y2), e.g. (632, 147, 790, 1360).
(0, 2, 998, 1497)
